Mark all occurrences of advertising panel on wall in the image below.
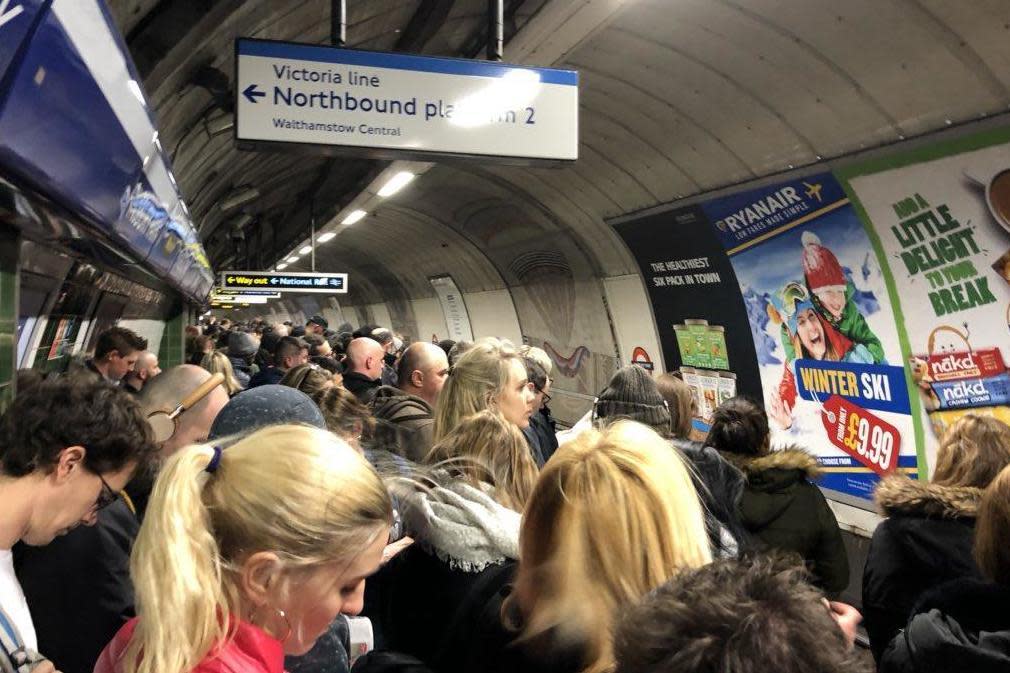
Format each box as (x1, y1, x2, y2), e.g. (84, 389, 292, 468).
(701, 173, 920, 502)
(838, 128, 1010, 462)
(612, 205, 762, 437)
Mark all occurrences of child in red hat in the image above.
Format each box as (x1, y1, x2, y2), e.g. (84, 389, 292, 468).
(797, 231, 885, 364)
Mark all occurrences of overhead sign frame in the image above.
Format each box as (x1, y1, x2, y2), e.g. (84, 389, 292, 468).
(220, 270, 348, 294)
(234, 37, 579, 166)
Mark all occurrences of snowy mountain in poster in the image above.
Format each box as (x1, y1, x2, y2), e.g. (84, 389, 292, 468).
(742, 286, 781, 365)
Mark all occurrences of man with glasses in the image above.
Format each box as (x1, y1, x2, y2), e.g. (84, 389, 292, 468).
(521, 355, 559, 467)
(0, 378, 154, 672)
(13, 367, 226, 673)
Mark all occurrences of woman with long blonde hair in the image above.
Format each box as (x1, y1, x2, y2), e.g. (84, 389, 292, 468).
(362, 411, 538, 671)
(200, 350, 243, 396)
(432, 337, 534, 442)
(95, 425, 392, 673)
(425, 409, 539, 511)
(443, 420, 711, 673)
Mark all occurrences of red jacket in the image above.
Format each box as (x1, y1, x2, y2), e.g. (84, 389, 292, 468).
(94, 617, 285, 673)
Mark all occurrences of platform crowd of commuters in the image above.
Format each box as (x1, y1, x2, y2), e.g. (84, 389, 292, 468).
(1, 316, 1009, 673)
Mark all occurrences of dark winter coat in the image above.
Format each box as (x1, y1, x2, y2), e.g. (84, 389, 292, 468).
(880, 578, 1010, 673)
(247, 366, 285, 389)
(673, 439, 747, 557)
(227, 354, 254, 389)
(370, 386, 436, 462)
(862, 476, 982, 664)
(13, 499, 138, 673)
(719, 447, 849, 595)
(344, 371, 381, 404)
(363, 545, 516, 673)
(531, 408, 559, 464)
(286, 615, 350, 673)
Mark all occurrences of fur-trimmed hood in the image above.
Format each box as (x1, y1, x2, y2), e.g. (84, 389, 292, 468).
(718, 446, 823, 480)
(875, 475, 982, 519)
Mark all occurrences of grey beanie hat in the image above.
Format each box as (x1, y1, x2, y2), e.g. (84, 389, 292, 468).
(209, 384, 325, 439)
(228, 330, 259, 358)
(593, 365, 671, 432)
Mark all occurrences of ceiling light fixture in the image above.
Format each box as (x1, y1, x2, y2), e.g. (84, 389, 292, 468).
(377, 171, 415, 197)
(342, 209, 367, 225)
(277, 263, 288, 270)
(317, 232, 336, 243)
(299, 245, 312, 255)
(287, 256, 299, 263)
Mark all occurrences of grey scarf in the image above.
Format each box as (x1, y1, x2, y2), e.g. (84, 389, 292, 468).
(401, 480, 520, 572)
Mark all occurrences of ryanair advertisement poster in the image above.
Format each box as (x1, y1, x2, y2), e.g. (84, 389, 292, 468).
(700, 173, 919, 501)
(839, 130, 1010, 461)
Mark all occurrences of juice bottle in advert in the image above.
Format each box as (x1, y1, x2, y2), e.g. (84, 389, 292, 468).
(698, 370, 721, 422)
(717, 371, 737, 405)
(708, 325, 729, 370)
(674, 325, 695, 366)
(681, 367, 704, 419)
(685, 319, 711, 369)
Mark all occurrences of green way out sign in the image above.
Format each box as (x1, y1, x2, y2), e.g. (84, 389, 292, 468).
(220, 271, 348, 294)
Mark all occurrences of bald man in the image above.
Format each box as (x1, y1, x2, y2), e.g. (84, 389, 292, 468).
(371, 342, 449, 461)
(14, 365, 228, 673)
(121, 351, 161, 395)
(343, 337, 386, 404)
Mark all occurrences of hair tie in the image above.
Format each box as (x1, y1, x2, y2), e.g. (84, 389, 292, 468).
(205, 445, 223, 474)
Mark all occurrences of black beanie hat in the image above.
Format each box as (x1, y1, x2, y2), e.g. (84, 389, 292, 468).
(594, 365, 671, 432)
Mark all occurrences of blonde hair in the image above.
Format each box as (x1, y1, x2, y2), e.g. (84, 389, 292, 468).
(313, 386, 375, 441)
(511, 420, 712, 673)
(124, 425, 392, 673)
(433, 337, 524, 442)
(932, 414, 1010, 489)
(519, 345, 553, 377)
(200, 351, 242, 395)
(655, 373, 694, 440)
(280, 364, 333, 397)
(976, 464, 1010, 585)
(425, 410, 539, 511)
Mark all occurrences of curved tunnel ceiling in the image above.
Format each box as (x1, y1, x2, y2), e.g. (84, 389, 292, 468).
(108, 0, 1010, 304)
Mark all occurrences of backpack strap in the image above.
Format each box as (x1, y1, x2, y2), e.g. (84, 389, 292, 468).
(0, 605, 41, 673)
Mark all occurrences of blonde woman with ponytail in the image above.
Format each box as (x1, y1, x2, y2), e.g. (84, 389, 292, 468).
(432, 337, 535, 442)
(95, 425, 392, 673)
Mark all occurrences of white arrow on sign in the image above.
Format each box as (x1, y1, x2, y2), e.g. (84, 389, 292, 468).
(0, 1, 24, 30)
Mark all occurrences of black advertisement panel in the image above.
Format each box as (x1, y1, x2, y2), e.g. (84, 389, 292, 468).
(613, 205, 762, 401)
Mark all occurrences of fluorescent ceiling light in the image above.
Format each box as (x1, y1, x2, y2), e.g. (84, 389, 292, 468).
(299, 245, 312, 255)
(377, 171, 415, 197)
(342, 209, 367, 225)
(276, 263, 288, 270)
(318, 232, 336, 243)
(287, 256, 299, 263)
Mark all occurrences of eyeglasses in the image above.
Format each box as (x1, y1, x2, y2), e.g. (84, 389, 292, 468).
(93, 473, 119, 512)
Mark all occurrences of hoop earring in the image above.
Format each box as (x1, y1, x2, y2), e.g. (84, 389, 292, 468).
(247, 605, 292, 643)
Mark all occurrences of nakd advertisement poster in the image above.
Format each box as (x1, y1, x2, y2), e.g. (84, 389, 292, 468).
(840, 130, 1010, 465)
(702, 173, 919, 501)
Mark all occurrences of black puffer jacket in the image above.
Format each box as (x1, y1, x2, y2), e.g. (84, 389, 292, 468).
(880, 578, 1010, 673)
(672, 439, 747, 557)
(719, 447, 849, 595)
(863, 476, 982, 664)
